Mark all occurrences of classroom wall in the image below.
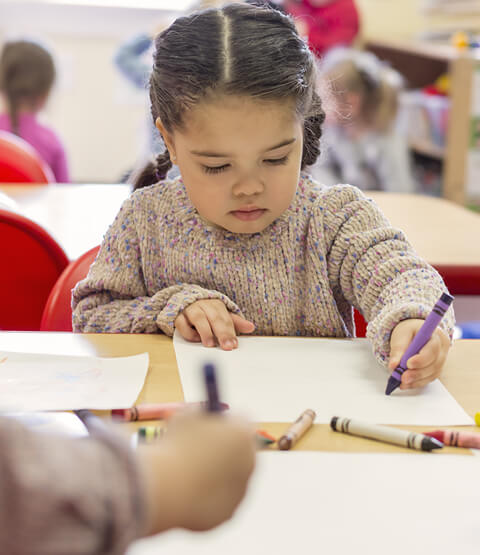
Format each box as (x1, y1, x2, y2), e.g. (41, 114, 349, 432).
(356, 0, 480, 41)
(0, 1, 176, 183)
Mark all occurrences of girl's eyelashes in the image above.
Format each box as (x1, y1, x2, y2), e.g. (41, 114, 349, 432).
(202, 155, 289, 174)
(264, 155, 289, 166)
(203, 164, 230, 175)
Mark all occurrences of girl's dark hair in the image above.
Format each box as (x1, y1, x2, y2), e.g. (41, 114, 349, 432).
(134, 2, 325, 190)
(0, 40, 55, 135)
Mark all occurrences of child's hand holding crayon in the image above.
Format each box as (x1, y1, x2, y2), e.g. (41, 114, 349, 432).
(138, 410, 256, 535)
(388, 318, 451, 390)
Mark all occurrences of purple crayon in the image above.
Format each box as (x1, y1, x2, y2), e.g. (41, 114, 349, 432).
(204, 363, 222, 412)
(385, 292, 454, 395)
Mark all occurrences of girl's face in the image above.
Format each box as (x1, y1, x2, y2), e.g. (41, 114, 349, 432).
(158, 95, 304, 234)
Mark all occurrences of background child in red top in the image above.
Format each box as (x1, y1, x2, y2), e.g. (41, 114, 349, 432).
(285, 0, 360, 57)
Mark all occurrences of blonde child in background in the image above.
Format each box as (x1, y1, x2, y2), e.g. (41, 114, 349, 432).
(310, 47, 414, 193)
(0, 40, 70, 182)
(73, 4, 451, 392)
(0, 411, 255, 554)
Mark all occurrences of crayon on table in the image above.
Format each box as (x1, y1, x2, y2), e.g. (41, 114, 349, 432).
(138, 425, 166, 442)
(385, 292, 454, 395)
(424, 429, 480, 449)
(278, 409, 316, 450)
(112, 401, 229, 422)
(255, 430, 276, 448)
(203, 363, 222, 412)
(330, 416, 443, 452)
(475, 413, 480, 427)
(137, 424, 275, 447)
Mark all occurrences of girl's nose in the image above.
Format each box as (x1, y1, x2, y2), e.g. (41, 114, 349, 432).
(232, 175, 264, 197)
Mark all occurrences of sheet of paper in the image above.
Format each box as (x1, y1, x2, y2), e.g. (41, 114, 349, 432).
(174, 334, 472, 425)
(4, 412, 88, 437)
(128, 451, 480, 555)
(0, 351, 149, 411)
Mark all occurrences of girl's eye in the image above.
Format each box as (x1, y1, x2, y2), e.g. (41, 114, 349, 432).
(264, 155, 289, 166)
(203, 164, 230, 174)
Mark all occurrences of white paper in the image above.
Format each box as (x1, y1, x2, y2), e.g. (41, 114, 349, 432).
(174, 334, 472, 425)
(0, 351, 149, 411)
(128, 451, 480, 555)
(4, 412, 88, 437)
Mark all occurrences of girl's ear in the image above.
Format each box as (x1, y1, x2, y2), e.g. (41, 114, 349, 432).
(155, 117, 176, 159)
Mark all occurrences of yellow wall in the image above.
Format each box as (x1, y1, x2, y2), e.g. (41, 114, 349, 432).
(356, 0, 480, 41)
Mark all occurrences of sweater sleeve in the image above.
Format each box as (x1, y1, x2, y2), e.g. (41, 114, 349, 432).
(321, 185, 454, 364)
(0, 417, 142, 555)
(72, 195, 241, 335)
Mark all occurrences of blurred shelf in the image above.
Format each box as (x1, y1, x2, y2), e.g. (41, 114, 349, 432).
(366, 39, 478, 205)
(366, 39, 460, 62)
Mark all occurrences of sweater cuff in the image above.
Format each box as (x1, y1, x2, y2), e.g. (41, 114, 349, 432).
(156, 285, 241, 336)
(366, 301, 455, 366)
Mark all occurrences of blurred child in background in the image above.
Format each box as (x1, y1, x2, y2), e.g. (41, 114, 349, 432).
(310, 47, 414, 192)
(0, 40, 70, 183)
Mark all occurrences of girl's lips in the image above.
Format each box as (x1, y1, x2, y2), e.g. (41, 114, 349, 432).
(230, 208, 267, 221)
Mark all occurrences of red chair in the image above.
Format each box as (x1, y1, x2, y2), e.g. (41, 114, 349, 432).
(40, 245, 100, 331)
(434, 265, 480, 296)
(0, 130, 54, 183)
(354, 309, 367, 338)
(0, 209, 69, 330)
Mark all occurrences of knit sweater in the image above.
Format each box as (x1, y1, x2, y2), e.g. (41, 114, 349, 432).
(0, 417, 143, 555)
(72, 175, 453, 364)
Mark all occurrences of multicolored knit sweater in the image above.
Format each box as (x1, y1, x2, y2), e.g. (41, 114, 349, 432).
(72, 175, 453, 365)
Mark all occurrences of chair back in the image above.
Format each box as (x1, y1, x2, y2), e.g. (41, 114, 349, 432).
(434, 265, 480, 296)
(0, 131, 54, 183)
(0, 209, 69, 330)
(40, 245, 100, 331)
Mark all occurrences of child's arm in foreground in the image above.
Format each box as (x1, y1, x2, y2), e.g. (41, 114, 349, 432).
(72, 194, 246, 335)
(320, 184, 454, 384)
(0, 413, 255, 554)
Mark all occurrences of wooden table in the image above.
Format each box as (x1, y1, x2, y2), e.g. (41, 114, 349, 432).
(368, 192, 480, 266)
(0, 184, 130, 259)
(1, 332, 478, 455)
(1, 184, 479, 264)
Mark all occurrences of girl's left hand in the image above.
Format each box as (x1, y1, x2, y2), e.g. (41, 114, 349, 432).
(388, 319, 451, 390)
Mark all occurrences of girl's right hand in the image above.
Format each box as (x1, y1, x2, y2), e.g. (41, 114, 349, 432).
(175, 299, 255, 350)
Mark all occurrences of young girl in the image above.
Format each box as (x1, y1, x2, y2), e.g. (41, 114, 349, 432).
(73, 3, 452, 391)
(0, 40, 70, 182)
(310, 47, 414, 192)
